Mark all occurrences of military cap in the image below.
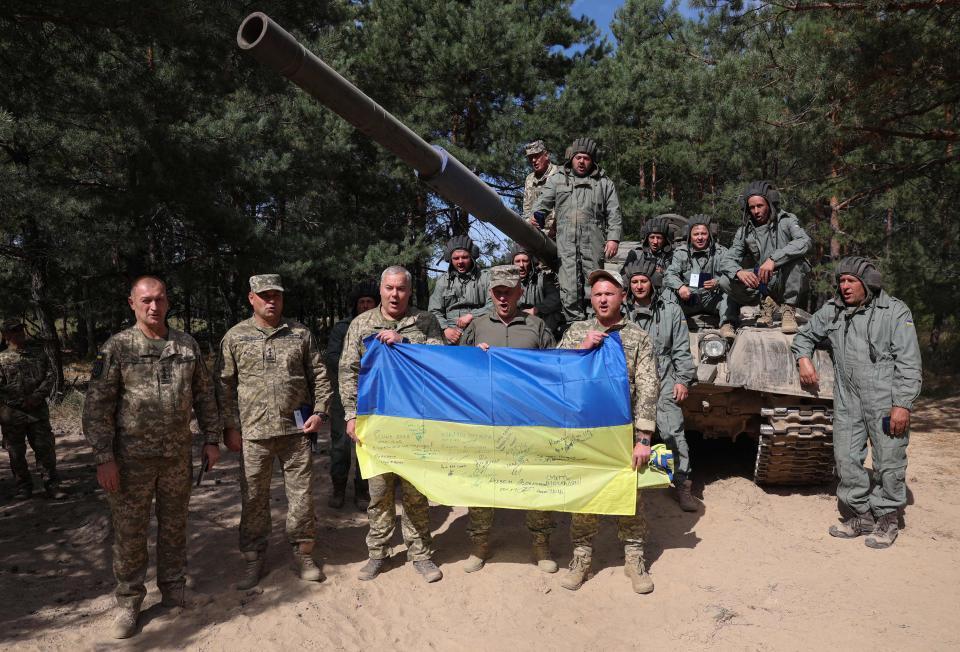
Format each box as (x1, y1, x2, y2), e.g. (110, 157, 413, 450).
(1, 318, 24, 332)
(588, 269, 624, 288)
(489, 265, 521, 289)
(249, 274, 285, 293)
(524, 140, 547, 156)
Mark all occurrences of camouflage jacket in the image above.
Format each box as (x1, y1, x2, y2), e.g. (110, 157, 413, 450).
(339, 306, 444, 421)
(428, 266, 492, 329)
(627, 296, 694, 386)
(82, 327, 221, 464)
(0, 342, 53, 412)
(216, 317, 332, 440)
(522, 162, 560, 234)
(558, 317, 657, 436)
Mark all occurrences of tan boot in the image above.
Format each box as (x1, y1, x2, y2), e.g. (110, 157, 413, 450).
(719, 322, 736, 339)
(560, 552, 591, 591)
(110, 603, 140, 639)
(624, 551, 654, 594)
(464, 542, 490, 573)
(294, 544, 324, 582)
(358, 557, 387, 581)
(413, 560, 443, 583)
(160, 585, 212, 608)
(865, 512, 899, 549)
(237, 551, 265, 590)
(829, 511, 875, 539)
(756, 296, 777, 327)
(532, 540, 558, 574)
(674, 479, 699, 512)
(780, 304, 798, 334)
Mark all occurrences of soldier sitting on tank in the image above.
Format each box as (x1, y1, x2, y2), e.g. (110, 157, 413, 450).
(622, 216, 674, 276)
(717, 181, 811, 334)
(509, 243, 564, 337)
(429, 235, 492, 345)
(521, 140, 560, 239)
(623, 261, 698, 512)
(663, 215, 735, 338)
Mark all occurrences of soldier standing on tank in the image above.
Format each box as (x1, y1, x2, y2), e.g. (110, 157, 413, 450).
(622, 216, 674, 275)
(533, 137, 622, 323)
(557, 269, 658, 594)
(0, 318, 64, 500)
(521, 139, 560, 238)
(217, 274, 332, 590)
(428, 235, 492, 344)
(792, 257, 921, 549)
(324, 283, 378, 510)
(663, 215, 734, 338)
(341, 265, 446, 583)
(623, 261, 698, 512)
(459, 265, 558, 574)
(82, 276, 221, 639)
(718, 181, 811, 334)
(509, 243, 564, 337)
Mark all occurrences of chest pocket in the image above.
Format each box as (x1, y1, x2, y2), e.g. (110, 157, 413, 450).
(275, 337, 304, 377)
(237, 340, 265, 376)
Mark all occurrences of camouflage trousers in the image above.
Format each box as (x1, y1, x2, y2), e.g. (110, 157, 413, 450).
(239, 434, 315, 553)
(107, 454, 191, 608)
(366, 473, 433, 561)
(569, 491, 646, 561)
(466, 508, 555, 545)
(3, 416, 58, 490)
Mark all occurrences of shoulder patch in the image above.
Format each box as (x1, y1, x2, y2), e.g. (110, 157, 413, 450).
(91, 353, 105, 379)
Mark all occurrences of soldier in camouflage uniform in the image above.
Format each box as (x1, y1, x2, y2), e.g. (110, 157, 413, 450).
(428, 235, 492, 344)
(0, 318, 63, 500)
(217, 274, 333, 590)
(509, 243, 564, 337)
(325, 284, 378, 510)
(622, 216, 675, 276)
(82, 276, 221, 639)
(557, 269, 658, 594)
(624, 261, 698, 512)
(521, 139, 560, 238)
(459, 265, 558, 574)
(533, 137, 622, 322)
(341, 265, 446, 583)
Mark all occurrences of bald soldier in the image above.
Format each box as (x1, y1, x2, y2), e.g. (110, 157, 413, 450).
(83, 276, 221, 638)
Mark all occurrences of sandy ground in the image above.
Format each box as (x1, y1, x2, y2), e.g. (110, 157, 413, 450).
(1, 395, 959, 652)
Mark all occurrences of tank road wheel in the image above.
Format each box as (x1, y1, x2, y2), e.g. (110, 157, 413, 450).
(754, 406, 835, 485)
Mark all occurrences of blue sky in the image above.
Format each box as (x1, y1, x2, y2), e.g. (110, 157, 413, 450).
(571, 0, 701, 42)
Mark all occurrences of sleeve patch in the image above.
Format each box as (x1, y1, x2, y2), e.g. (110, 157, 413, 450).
(91, 354, 105, 379)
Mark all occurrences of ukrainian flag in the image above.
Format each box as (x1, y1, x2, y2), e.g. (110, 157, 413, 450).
(355, 332, 640, 515)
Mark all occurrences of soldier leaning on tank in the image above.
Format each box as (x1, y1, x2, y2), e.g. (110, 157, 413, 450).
(82, 276, 222, 639)
(557, 269, 658, 595)
(341, 265, 446, 584)
(458, 264, 558, 575)
(509, 243, 564, 337)
(324, 283, 378, 510)
(717, 180, 811, 335)
(791, 257, 922, 549)
(0, 318, 64, 500)
(521, 139, 560, 239)
(623, 260, 698, 512)
(622, 216, 674, 276)
(428, 235, 493, 345)
(217, 274, 333, 590)
(532, 137, 622, 323)
(663, 215, 735, 337)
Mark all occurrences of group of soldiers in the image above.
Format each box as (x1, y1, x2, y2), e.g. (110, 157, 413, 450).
(0, 136, 921, 641)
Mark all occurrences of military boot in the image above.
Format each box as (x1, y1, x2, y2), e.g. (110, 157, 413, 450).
(719, 322, 736, 339)
(464, 541, 490, 573)
(828, 511, 875, 538)
(864, 511, 899, 549)
(413, 559, 443, 583)
(780, 304, 798, 334)
(294, 545, 324, 582)
(327, 482, 346, 509)
(560, 552, 591, 591)
(237, 551, 265, 590)
(756, 296, 777, 328)
(160, 585, 212, 609)
(45, 481, 66, 500)
(674, 478, 699, 512)
(110, 603, 140, 639)
(354, 481, 370, 511)
(14, 483, 32, 500)
(532, 539, 558, 574)
(358, 557, 386, 581)
(624, 551, 654, 595)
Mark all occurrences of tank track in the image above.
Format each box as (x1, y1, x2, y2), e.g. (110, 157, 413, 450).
(754, 406, 835, 485)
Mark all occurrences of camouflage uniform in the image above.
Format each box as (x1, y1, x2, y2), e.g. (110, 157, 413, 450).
(522, 156, 560, 237)
(0, 341, 58, 493)
(216, 317, 332, 554)
(558, 317, 657, 563)
(339, 305, 444, 560)
(82, 327, 221, 608)
(428, 266, 492, 331)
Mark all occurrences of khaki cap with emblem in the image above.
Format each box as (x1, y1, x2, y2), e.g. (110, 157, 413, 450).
(488, 265, 521, 289)
(524, 140, 547, 156)
(587, 269, 624, 288)
(249, 274, 285, 293)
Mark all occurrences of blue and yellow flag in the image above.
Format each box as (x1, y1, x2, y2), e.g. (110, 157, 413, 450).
(356, 332, 664, 515)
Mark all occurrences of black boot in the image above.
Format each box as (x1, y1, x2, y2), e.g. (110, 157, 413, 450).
(327, 481, 346, 509)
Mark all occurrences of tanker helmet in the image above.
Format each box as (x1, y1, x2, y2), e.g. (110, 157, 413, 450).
(835, 256, 883, 292)
(569, 137, 600, 164)
(739, 180, 781, 213)
(444, 234, 480, 263)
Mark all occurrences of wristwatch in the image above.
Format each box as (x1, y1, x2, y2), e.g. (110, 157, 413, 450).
(638, 437, 651, 446)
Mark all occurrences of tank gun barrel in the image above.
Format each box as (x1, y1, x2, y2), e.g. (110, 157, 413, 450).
(237, 12, 558, 268)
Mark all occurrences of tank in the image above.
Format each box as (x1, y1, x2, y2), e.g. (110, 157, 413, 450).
(236, 12, 558, 269)
(614, 221, 836, 485)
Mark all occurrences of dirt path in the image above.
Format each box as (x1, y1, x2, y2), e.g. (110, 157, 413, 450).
(2, 396, 958, 651)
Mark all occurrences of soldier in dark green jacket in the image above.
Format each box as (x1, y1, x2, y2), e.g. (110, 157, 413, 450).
(509, 243, 563, 336)
(428, 235, 491, 344)
(792, 257, 921, 549)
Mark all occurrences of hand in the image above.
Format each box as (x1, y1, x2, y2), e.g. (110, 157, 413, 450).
(477, 343, 490, 352)
(702, 279, 718, 290)
(678, 286, 692, 301)
(797, 357, 819, 389)
(202, 443, 221, 470)
(224, 427, 243, 452)
(443, 327, 462, 344)
(346, 418, 358, 444)
(889, 406, 911, 437)
(758, 258, 776, 283)
(736, 269, 760, 289)
(456, 314, 474, 329)
(527, 216, 540, 228)
(604, 240, 619, 259)
(578, 330, 607, 350)
(376, 329, 404, 345)
(632, 436, 653, 470)
(527, 307, 537, 316)
(673, 383, 688, 403)
(97, 460, 120, 493)
(302, 414, 323, 433)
